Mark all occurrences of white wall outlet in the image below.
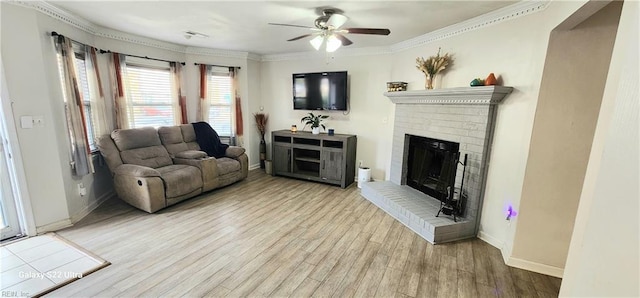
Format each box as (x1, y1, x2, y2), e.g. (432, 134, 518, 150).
(78, 183, 86, 196)
(33, 116, 44, 127)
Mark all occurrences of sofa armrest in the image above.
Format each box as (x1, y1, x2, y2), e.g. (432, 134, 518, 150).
(173, 157, 219, 191)
(112, 164, 165, 213)
(225, 146, 246, 159)
(114, 164, 161, 177)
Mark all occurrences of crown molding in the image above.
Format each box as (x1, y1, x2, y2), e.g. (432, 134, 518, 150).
(385, 86, 514, 105)
(96, 27, 187, 53)
(185, 46, 251, 60)
(16, 0, 549, 62)
(391, 1, 549, 52)
(14, 1, 99, 34)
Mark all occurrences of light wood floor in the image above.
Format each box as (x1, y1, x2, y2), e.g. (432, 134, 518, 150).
(49, 170, 561, 297)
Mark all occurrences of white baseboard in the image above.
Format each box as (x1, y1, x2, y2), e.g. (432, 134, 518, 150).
(478, 231, 564, 278)
(36, 219, 73, 234)
(478, 230, 504, 249)
(70, 191, 115, 224)
(249, 163, 261, 170)
(506, 256, 564, 278)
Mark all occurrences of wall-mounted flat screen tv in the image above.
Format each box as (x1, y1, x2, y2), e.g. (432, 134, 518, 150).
(292, 71, 348, 111)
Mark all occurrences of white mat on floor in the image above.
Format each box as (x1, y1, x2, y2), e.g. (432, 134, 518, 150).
(1, 233, 110, 297)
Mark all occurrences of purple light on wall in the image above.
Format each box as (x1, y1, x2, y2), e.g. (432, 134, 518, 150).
(505, 205, 518, 220)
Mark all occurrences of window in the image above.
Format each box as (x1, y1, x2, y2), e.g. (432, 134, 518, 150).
(207, 68, 233, 141)
(124, 58, 174, 128)
(56, 49, 97, 151)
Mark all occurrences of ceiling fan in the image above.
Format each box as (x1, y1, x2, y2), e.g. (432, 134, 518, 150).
(269, 9, 391, 52)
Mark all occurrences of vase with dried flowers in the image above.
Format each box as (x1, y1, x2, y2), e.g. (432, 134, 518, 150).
(254, 112, 268, 169)
(416, 48, 453, 89)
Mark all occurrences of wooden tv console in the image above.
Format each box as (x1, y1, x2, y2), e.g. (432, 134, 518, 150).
(271, 130, 357, 188)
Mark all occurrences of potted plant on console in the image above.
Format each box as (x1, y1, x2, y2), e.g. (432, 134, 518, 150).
(301, 112, 329, 135)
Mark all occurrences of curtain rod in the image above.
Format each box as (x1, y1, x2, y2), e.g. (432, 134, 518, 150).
(194, 63, 241, 69)
(51, 31, 186, 66)
(99, 50, 185, 66)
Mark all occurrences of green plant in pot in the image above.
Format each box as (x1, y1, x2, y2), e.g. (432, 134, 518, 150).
(301, 112, 329, 135)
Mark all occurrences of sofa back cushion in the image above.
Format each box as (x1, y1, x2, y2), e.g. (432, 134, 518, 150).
(158, 126, 188, 156)
(180, 124, 201, 151)
(112, 127, 172, 168)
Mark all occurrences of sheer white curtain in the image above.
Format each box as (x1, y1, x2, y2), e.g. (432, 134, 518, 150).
(54, 36, 93, 176)
(85, 46, 110, 137)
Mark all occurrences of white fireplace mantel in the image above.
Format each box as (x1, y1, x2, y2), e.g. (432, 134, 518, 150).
(384, 86, 514, 105)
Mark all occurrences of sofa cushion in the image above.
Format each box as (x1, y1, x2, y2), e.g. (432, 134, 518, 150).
(158, 126, 189, 156)
(112, 127, 161, 151)
(175, 150, 208, 159)
(120, 146, 172, 169)
(180, 124, 201, 151)
(217, 157, 241, 176)
(157, 165, 203, 198)
(180, 124, 197, 142)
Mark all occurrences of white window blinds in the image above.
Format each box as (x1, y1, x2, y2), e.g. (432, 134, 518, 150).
(207, 69, 233, 137)
(73, 56, 96, 151)
(125, 60, 174, 128)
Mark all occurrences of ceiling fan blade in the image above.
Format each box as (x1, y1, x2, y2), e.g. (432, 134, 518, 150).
(344, 28, 391, 35)
(268, 23, 314, 29)
(334, 33, 353, 46)
(287, 34, 314, 42)
(326, 13, 348, 29)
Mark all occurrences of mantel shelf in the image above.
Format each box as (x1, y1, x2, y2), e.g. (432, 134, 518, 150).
(384, 86, 514, 105)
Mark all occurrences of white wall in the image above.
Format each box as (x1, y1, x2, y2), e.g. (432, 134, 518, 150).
(1, 3, 72, 231)
(260, 54, 395, 179)
(560, 1, 639, 295)
(511, 1, 622, 274)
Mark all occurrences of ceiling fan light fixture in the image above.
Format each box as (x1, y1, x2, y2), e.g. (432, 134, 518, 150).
(310, 35, 325, 51)
(325, 34, 341, 52)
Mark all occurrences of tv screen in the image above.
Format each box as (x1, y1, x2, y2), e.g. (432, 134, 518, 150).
(293, 71, 348, 111)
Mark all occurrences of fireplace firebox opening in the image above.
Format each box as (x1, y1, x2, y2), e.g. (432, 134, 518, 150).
(404, 134, 460, 204)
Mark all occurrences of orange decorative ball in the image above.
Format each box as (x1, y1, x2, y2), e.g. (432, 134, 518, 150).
(485, 73, 497, 86)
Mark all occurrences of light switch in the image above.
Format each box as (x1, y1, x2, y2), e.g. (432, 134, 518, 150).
(20, 116, 33, 129)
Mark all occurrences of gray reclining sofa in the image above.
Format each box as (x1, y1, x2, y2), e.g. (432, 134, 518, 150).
(98, 124, 248, 213)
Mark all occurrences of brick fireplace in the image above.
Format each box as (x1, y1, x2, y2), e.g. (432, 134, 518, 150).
(361, 86, 512, 243)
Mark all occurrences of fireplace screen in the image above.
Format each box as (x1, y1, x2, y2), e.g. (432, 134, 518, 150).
(405, 135, 459, 202)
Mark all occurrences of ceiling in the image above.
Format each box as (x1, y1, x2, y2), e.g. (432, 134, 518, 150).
(50, 1, 519, 55)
